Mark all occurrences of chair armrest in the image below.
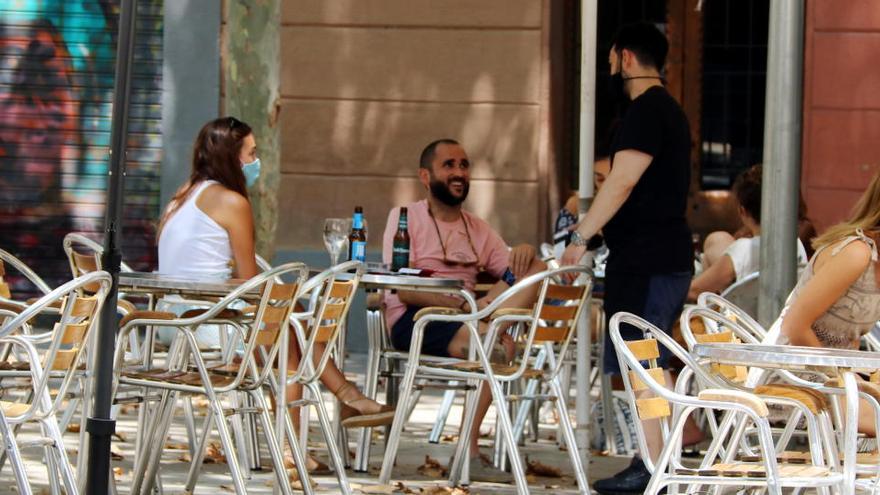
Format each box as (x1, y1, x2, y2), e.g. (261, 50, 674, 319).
(119, 310, 177, 328)
(698, 388, 769, 417)
(413, 306, 463, 321)
(179, 307, 242, 320)
(753, 383, 829, 415)
(116, 299, 138, 315)
(490, 308, 532, 319)
(826, 377, 880, 404)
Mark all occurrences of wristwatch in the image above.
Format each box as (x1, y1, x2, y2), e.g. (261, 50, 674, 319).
(569, 231, 589, 247)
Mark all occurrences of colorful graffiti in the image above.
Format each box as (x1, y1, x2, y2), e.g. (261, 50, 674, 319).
(0, 0, 162, 294)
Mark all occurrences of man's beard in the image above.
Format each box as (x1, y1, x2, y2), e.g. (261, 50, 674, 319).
(429, 178, 469, 207)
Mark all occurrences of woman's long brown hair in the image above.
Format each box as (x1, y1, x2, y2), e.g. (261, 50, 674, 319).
(157, 117, 252, 239)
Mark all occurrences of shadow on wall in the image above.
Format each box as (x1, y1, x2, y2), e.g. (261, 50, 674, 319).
(278, 1, 547, 251)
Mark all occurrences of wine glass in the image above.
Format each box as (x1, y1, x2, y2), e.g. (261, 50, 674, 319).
(323, 218, 348, 266)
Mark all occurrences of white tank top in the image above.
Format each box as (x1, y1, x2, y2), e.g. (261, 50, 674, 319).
(158, 180, 233, 280)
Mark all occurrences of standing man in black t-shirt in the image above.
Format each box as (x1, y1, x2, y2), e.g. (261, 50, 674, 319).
(561, 22, 693, 494)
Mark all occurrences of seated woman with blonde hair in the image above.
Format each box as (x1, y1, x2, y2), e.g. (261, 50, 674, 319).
(781, 170, 880, 436)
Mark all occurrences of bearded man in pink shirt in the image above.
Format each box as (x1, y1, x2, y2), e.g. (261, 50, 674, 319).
(382, 138, 545, 472)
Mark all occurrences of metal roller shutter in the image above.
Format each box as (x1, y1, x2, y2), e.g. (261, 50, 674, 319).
(0, 0, 163, 295)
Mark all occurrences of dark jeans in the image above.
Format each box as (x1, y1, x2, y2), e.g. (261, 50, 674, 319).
(602, 271, 691, 375)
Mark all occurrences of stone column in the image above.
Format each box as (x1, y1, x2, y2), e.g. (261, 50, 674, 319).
(223, 0, 281, 258)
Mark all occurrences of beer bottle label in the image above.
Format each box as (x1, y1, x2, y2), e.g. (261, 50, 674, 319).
(391, 244, 409, 271)
(353, 212, 364, 229)
(351, 241, 366, 262)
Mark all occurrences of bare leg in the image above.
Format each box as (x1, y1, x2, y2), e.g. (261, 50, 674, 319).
(702, 231, 735, 269)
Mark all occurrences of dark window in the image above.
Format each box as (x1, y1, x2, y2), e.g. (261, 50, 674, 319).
(700, 0, 770, 189)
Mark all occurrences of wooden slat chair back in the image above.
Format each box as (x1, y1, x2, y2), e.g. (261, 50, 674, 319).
(696, 292, 767, 342)
(518, 279, 591, 380)
(291, 262, 363, 385)
(0, 272, 111, 421)
(679, 306, 760, 385)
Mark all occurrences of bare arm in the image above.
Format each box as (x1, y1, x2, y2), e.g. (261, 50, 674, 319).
(687, 254, 736, 302)
(561, 150, 652, 266)
(397, 290, 465, 310)
(214, 190, 259, 279)
(782, 241, 872, 347)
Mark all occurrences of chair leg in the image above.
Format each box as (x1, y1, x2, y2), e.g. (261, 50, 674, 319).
(42, 416, 80, 495)
(449, 379, 481, 486)
(198, 380, 249, 495)
(132, 390, 178, 495)
(184, 407, 215, 493)
(279, 391, 316, 495)
(550, 378, 589, 494)
(0, 414, 32, 495)
(378, 359, 420, 485)
(485, 377, 529, 495)
(182, 396, 199, 457)
(251, 390, 294, 495)
(428, 387, 458, 443)
(309, 382, 352, 495)
(355, 306, 384, 472)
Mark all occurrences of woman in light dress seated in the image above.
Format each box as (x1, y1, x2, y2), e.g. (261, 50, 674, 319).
(779, 171, 880, 436)
(158, 117, 393, 472)
(688, 165, 808, 301)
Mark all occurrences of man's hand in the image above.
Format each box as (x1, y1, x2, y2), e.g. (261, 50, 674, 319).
(508, 243, 536, 279)
(561, 243, 587, 267)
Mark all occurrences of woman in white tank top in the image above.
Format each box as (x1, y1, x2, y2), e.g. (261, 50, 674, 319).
(158, 117, 393, 471)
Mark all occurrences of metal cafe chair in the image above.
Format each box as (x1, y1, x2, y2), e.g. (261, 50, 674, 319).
(609, 312, 843, 495)
(272, 260, 365, 495)
(378, 266, 592, 495)
(0, 271, 112, 495)
(0, 248, 53, 313)
(113, 262, 308, 495)
(679, 306, 839, 468)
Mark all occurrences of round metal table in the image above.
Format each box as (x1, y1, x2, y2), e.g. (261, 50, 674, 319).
(694, 342, 880, 494)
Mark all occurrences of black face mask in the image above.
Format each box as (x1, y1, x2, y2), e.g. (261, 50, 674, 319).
(609, 71, 627, 103)
(429, 178, 469, 207)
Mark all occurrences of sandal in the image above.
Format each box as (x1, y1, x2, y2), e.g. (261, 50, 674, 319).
(335, 381, 396, 428)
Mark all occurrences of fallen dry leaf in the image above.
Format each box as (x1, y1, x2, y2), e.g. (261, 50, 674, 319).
(219, 485, 234, 492)
(112, 467, 123, 479)
(357, 484, 396, 494)
(164, 441, 189, 450)
(113, 431, 128, 442)
(440, 434, 457, 443)
(419, 487, 469, 495)
(204, 442, 226, 464)
(286, 468, 317, 489)
(119, 404, 137, 415)
(416, 455, 448, 478)
(177, 452, 192, 463)
(66, 423, 81, 433)
(525, 457, 562, 478)
(110, 449, 124, 461)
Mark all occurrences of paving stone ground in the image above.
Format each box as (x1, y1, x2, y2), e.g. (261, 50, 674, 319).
(1, 354, 629, 494)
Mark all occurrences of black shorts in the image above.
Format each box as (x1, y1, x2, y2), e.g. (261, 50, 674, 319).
(391, 306, 462, 357)
(603, 271, 690, 375)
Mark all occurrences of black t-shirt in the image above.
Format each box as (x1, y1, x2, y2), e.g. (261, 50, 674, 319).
(603, 86, 693, 275)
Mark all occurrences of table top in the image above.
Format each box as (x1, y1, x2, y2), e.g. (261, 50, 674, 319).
(693, 343, 880, 373)
(119, 270, 463, 297)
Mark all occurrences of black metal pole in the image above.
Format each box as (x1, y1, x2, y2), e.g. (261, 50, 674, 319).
(85, 0, 137, 493)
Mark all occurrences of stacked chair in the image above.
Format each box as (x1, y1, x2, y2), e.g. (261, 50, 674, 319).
(114, 263, 308, 494)
(0, 271, 112, 495)
(609, 311, 844, 495)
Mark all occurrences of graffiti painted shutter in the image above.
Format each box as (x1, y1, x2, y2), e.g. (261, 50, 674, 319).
(0, 0, 162, 293)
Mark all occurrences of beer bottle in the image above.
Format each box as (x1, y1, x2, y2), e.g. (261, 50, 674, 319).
(348, 206, 367, 262)
(391, 207, 410, 271)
